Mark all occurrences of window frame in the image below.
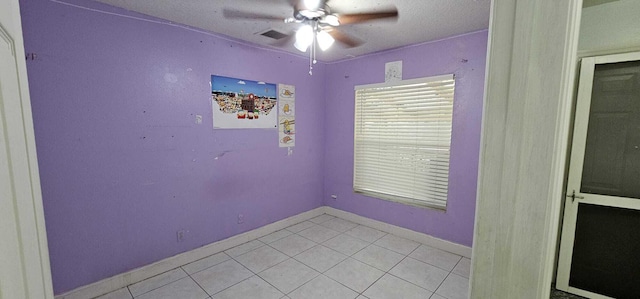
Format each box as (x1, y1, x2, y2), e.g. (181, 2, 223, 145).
(353, 74, 455, 210)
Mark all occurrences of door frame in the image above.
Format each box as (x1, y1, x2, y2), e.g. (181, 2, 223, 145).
(0, 0, 54, 297)
(471, 0, 582, 298)
(556, 51, 640, 299)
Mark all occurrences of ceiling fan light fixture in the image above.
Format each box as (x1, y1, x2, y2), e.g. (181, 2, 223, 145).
(294, 24, 314, 52)
(317, 30, 334, 51)
(294, 40, 309, 52)
(324, 14, 340, 26)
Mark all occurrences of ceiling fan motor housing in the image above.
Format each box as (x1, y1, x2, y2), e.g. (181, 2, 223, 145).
(293, 7, 327, 21)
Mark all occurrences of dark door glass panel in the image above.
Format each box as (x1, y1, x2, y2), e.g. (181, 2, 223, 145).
(569, 203, 640, 298)
(581, 60, 640, 199)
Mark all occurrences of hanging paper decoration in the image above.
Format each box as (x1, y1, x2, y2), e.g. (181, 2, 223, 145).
(278, 84, 295, 147)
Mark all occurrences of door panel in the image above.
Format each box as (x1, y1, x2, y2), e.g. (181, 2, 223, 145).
(581, 113, 628, 194)
(569, 204, 640, 299)
(581, 60, 640, 199)
(557, 52, 640, 299)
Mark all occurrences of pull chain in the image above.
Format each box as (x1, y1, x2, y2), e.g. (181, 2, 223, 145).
(309, 41, 313, 75)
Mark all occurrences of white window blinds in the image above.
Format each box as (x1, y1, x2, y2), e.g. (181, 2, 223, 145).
(353, 74, 455, 210)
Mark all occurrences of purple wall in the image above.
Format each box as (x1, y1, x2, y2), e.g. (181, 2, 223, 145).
(20, 0, 325, 294)
(323, 31, 487, 247)
(21, 0, 486, 294)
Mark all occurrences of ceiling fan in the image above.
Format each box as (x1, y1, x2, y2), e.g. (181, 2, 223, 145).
(223, 0, 399, 74)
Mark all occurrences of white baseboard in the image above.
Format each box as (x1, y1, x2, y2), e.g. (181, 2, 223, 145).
(322, 207, 472, 258)
(57, 206, 471, 298)
(55, 207, 325, 299)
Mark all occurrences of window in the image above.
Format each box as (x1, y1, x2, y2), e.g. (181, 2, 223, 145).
(353, 74, 455, 210)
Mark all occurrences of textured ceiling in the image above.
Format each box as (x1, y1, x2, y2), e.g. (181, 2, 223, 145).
(93, 0, 491, 62)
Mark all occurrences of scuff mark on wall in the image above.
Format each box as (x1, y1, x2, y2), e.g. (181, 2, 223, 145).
(214, 150, 233, 160)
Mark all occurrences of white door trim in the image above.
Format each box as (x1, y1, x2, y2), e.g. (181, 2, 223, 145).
(471, 1, 582, 298)
(0, 0, 54, 297)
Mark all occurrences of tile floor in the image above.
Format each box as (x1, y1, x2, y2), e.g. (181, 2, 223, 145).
(94, 214, 470, 299)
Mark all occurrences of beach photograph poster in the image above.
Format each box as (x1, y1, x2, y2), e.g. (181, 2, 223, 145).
(211, 75, 278, 129)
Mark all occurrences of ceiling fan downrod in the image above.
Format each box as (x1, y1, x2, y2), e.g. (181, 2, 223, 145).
(308, 21, 319, 75)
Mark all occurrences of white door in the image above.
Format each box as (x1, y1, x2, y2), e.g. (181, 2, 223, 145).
(0, 0, 54, 298)
(556, 52, 640, 299)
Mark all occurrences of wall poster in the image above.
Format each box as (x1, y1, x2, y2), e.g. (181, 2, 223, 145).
(278, 84, 295, 147)
(211, 75, 278, 129)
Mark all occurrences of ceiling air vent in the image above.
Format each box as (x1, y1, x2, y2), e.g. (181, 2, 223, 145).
(259, 29, 288, 40)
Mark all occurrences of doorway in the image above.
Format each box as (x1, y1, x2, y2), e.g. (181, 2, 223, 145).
(556, 52, 640, 299)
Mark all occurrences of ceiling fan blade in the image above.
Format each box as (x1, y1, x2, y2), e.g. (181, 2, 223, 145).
(327, 29, 363, 48)
(222, 9, 286, 22)
(337, 9, 398, 25)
